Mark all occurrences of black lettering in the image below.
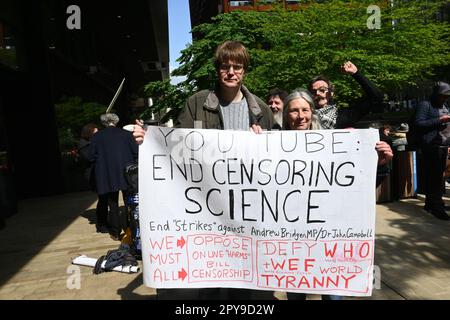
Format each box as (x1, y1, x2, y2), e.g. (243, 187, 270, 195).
(305, 132, 325, 153)
(261, 190, 278, 222)
(332, 131, 350, 154)
(335, 162, 355, 186)
(170, 155, 187, 180)
(315, 162, 334, 186)
(152, 155, 166, 181)
(265, 132, 270, 153)
(158, 128, 175, 147)
(283, 190, 301, 222)
(227, 158, 239, 185)
(292, 160, 306, 185)
(185, 187, 202, 214)
(258, 159, 272, 185)
(281, 132, 298, 152)
(242, 189, 257, 222)
(206, 189, 223, 216)
(229, 189, 235, 220)
(241, 159, 254, 184)
(218, 132, 234, 153)
(189, 158, 203, 183)
(275, 160, 290, 185)
(307, 190, 328, 223)
(184, 131, 204, 151)
(212, 159, 226, 185)
(308, 160, 314, 186)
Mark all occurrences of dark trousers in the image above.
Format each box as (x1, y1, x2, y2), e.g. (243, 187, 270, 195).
(96, 191, 120, 235)
(286, 293, 342, 300)
(421, 145, 447, 210)
(156, 288, 275, 300)
(286, 292, 306, 300)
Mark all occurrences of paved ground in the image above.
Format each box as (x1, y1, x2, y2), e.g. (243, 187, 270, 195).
(0, 190, 449, 300)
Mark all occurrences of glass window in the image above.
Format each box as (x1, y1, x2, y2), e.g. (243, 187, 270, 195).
(229, 1, 254, 7)
(0, 20, 19, 70)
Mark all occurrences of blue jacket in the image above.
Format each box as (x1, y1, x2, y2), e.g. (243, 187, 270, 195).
(415, 100, 449, 146)
(88, 127, 138, 195)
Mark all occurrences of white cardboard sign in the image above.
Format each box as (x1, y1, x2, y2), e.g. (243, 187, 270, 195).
(139, 127, 379, 296)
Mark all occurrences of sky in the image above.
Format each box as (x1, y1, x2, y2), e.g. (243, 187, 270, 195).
(168, 0, 192, 84)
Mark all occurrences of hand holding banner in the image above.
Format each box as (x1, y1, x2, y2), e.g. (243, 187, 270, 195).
(139, 127, 378, 296)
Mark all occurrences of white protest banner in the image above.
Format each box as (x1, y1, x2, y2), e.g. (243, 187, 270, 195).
(139, 127, 379, 296)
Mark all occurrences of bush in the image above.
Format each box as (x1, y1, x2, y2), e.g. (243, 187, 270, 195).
(54, 96, 105, 151)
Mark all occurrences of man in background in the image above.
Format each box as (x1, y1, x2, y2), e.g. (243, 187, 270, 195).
(267, 88, 288, 129)
(309, 61, 384, 129)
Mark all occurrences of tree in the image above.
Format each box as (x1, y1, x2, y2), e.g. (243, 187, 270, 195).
(54, 96, 105, 150)
(143, 0, 450, 122)
(141, 79, 194, 124)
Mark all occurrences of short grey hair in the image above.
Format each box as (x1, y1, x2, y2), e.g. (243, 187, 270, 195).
(100, 113, 119, 127)
(282, 88, 322, 130)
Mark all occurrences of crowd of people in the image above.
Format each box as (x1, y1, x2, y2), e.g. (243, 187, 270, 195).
(81, 40, 449, 299)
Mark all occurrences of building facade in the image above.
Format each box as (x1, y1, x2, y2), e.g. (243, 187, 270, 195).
(0, 0, 169, 201)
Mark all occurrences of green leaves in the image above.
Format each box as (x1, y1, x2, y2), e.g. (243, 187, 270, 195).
(54, 96, 106, 150)
(141, 79, 193, 123)
(143, 0, 449, 121)
(55, 97, 105, 133)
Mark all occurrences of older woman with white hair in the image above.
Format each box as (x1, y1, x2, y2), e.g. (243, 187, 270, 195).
(282, 89, 393, 300)
(282, 88, 322, 131)
(100, 113, 120, 127)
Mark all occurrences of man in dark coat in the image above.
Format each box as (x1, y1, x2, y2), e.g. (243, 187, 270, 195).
(89, 113, 138, 239)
